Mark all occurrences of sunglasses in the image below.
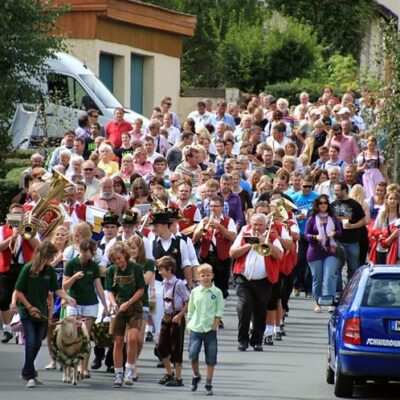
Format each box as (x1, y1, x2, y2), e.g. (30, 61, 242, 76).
(302, 185, 313, 189)
(133, 186, 144, 190)
(83, 168, 94, 171)
(318, 201, 328, 205)
(165, 103, 172, 106)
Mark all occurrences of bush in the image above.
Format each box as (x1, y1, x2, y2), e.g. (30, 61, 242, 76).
(0, 176, 20, 223)
(264, 79, 344, 105)
(6, 166, 27, 181)
(8, 149, 37, 159)
(219, 13, 323, 92)
(0, 158, 30, 178)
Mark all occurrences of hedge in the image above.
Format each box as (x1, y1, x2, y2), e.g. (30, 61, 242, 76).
(0, 176, 20, 223)
(264, 79, 345, 105)
(0, 158, 31, 179)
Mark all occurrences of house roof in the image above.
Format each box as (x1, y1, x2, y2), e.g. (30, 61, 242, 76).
(54, 0, 196, 37)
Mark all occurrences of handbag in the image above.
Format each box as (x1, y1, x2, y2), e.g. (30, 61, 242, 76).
(335, 243, 346, 266)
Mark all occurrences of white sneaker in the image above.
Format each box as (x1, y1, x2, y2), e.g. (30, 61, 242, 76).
(26, 379, 36, 388)
(123, 368, 133, 385)
(45, 361, 56, 370)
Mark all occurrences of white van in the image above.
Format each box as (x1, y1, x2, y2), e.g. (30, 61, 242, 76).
(11, 52, 149, 148)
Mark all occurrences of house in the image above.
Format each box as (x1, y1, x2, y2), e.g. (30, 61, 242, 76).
(360, 0, 399, 78)
(53, 0, 196, 117)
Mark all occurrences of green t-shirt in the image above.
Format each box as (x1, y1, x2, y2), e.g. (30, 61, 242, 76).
(140, 259, 155, 307)
(105, 262, 145, 303)
(15, 262, 58, 321)
(64, 256, 100, 305)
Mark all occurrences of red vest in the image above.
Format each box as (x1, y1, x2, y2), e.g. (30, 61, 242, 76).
(281, 220, 298, 275)
(178, 204, 197, 232)
(0, 225, 35, 273)
(232, 225, 280, 284)
(199, 216, 232, 261)
(69, 203, 87, 221)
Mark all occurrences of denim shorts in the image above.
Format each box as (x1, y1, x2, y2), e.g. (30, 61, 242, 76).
(66, 304, 99, 318)
(188, 330, 218, 366)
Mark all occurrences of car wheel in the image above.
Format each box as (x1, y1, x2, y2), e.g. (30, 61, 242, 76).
(334, 355, 353, 398)
(326, 350, 334, 384)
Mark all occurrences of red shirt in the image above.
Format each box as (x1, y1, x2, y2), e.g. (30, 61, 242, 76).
(105, 119, 132, 148)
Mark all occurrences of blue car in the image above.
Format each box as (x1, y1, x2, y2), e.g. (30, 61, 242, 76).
(325, 264, 400, 398)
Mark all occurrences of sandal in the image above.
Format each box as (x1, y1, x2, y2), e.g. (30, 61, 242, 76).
(314, 305, 321, 313)
(83, 371, 91, 379)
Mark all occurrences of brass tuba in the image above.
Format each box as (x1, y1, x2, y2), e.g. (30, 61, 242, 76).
(21, 170, 76, 239)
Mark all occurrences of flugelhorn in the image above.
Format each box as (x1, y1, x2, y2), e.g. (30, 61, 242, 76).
(253, 213, 274, 256)
(202, 211, 215, 234)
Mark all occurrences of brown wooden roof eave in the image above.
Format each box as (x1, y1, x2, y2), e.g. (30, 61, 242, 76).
(107, 0, 196, 37)
(53, 0, 196, 37)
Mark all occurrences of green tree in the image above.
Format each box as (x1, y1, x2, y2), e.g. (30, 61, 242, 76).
(0, 0, 67, 154)
(219, 14, 323, 92)
(266, 0, 377, 60)
(142, 0, 268, 87)
(374, 18, 400, 183)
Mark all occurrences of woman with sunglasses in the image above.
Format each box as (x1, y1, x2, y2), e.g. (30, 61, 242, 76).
(128, 177, 152, 207)
(305, 195, 342, 313)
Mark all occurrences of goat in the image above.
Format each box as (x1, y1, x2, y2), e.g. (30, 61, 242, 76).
(53, 316, 90, 385)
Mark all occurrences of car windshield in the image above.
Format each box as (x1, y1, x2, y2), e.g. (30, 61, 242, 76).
(79, 74, 122, 109)
(362, 276, 400, 308)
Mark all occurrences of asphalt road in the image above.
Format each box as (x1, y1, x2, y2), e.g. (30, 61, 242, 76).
(1, 292, 399, 400)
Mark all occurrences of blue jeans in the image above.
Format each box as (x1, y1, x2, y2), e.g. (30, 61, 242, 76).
(337, 242, 360, 292)
(188, 330, 218, 366)
(21, 318, 48, 380)
(308, 256, 339, 299)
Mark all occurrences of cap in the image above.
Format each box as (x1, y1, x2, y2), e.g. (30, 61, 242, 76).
(337, 107, 350, 115)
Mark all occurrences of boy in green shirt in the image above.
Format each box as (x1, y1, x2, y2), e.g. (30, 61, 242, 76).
(187, 263, 224, 396)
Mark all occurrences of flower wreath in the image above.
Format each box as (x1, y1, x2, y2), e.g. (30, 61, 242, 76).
(91, 320, 113, 348)
(51, 327, 90, 367)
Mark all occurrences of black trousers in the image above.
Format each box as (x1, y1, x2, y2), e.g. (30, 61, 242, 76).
(235, 275, 272, 346)
(201, 254, 231, 299)
(293, 235, 311, 293)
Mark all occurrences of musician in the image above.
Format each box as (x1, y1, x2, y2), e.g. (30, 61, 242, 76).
(65, 181, 94, 227)
(150, 212, 192, 288)
(0, 204, 39, 343)
(254, 197, 296, 345)
(230, 213, 283, 352)
(193, 196, 236, 299)
(167, 203, 199, 285)
(175, 181, 201, 234)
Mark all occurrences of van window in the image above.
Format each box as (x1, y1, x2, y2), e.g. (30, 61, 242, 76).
(80, 74, 121, 109)
(47, 73, 98, 111)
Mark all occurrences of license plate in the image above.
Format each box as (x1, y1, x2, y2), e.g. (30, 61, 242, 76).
(390, 320, 400, 332)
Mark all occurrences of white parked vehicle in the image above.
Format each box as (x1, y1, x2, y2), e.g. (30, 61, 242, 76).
(10, 52, 148, 148)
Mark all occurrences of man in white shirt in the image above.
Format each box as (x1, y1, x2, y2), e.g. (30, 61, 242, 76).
(230, 213, 283, 351)
(187, 100, 211, 128)
(162, 113, 181, 145)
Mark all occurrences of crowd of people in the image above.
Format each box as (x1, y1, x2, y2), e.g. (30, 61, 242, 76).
(1, 88, 399, 393)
